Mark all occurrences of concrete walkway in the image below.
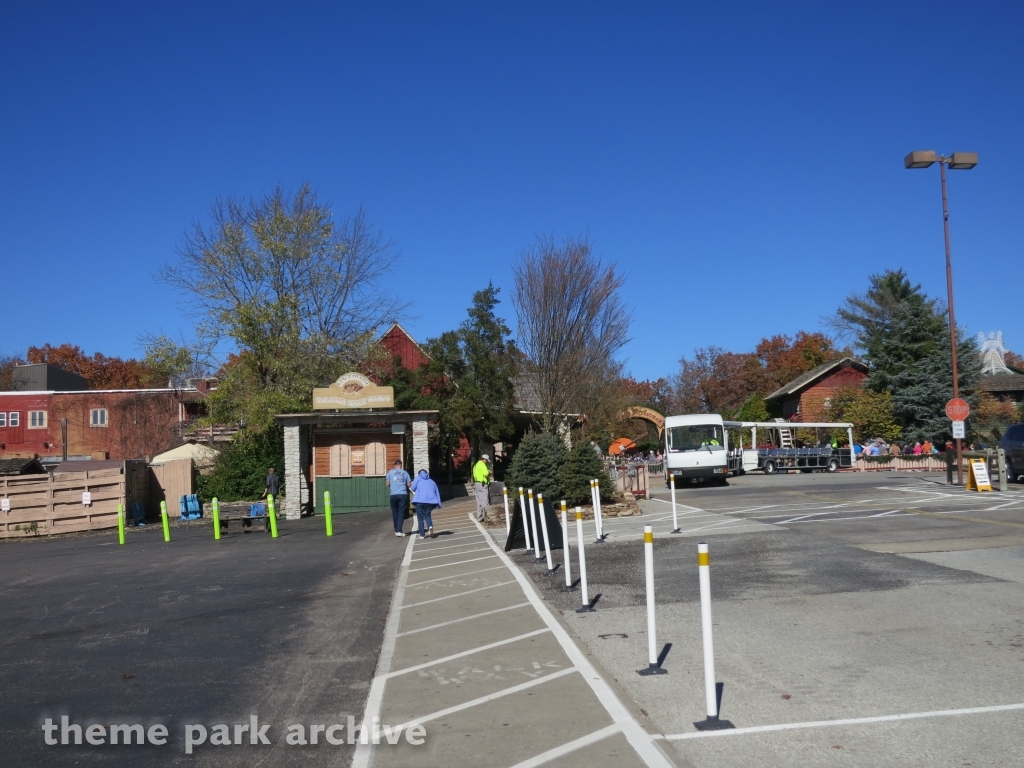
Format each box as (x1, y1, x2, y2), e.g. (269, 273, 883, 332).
(352, 500, 680, 768)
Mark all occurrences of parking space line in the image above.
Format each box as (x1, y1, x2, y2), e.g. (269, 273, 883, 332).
(506, 724, 622, 768)
(396, 667, 579, 729)
(395, 602, 531, 637)
(660, 701, 1024, 740)
(410, 546, 492, 562)
(404, 565, 507, 588)
(407, 555, 498, 572)
(382, 629, 552, 679)
(401, 581, 519, 609)
(412, 539, 487, 552)
(469, 515, 677, 768)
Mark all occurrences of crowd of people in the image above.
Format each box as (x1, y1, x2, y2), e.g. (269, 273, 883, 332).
(854, 439, 954, 457)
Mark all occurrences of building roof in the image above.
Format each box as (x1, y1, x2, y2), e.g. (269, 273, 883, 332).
(52, 460, 126, 473)
(152, 442, 221, 464)
(274, 409, 439, 427)
(0, 457, 46, 475)
(765, 357, 869, 402)
(975, 371, 1024, 394)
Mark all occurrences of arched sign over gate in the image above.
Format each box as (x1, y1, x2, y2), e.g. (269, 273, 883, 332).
(619, 406, 665, 436)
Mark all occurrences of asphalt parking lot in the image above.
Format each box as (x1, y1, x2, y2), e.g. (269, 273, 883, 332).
(508, 471, 1024, 768)
(0, 512, 408, 767)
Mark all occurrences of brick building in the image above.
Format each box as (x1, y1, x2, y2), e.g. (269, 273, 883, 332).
(764, 357, 868, 422)
(0, 365, 214, 463)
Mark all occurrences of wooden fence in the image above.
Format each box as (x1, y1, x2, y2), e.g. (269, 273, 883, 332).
(0, 461, 147, 539)
(149, 458, 195, 517)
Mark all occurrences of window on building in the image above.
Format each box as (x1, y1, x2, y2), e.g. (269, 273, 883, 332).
(329, 442, 352, 477)
(28, 411, 47, 429)
(90, 408, 108, 427)
(0, 412, 6, 428)
(9, 412, 19, 427)
(364, 442, 388, 476)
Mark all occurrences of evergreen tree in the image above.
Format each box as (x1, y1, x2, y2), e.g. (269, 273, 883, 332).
(560, 441, 611, 506)
(867, 299, 979, 442)
(424, 284, 518, 459)
(505, 432, 568, 503)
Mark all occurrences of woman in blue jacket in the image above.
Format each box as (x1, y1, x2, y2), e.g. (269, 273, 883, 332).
(410, 469, 442, 539)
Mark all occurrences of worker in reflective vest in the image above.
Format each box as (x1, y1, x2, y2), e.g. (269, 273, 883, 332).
(473, 454, 491, 522)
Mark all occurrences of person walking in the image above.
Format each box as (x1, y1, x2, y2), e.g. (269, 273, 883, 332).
(263, 467, 280, 500)
(472, 454, 491, 522)
(411, 469, 442, 538)
(385, 460, 411, 537)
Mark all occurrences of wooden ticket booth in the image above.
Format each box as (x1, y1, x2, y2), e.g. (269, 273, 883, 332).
(275, 373, 437, 518)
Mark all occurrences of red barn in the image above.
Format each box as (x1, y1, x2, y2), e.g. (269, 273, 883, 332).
(764, 357, 868, 422)
(377, 323, 432, 375)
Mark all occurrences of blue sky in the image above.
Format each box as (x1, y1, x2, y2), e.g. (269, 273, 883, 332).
(2, 1, 1021, 381)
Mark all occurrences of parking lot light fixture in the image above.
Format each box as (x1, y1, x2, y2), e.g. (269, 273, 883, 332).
(904, 150, 978, 485)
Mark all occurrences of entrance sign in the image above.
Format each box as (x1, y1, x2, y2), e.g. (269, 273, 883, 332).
(313, 373, 394, 410)
(965, 459, 992, 492)
(945, 398, 970, 421)
(951, 420, 965, 439)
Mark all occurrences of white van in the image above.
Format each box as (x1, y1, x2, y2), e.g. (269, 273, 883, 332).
(664, 413, 729, 485)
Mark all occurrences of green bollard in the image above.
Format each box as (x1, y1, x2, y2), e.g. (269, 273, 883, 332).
(117, 502, 126, 546)
(324, 491, 333, 537)
(267, 494, 279, 538)
(212, 497, 221, 541)
(160, 500, 171, 542)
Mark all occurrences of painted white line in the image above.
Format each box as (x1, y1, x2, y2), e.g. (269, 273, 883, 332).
(405, 565, 508, 587)
(407, 555, 498, 572)
(412, 538, 487, 552)
(661, 701, 1024, 740)
(396, 602, 532, 637)
(410, 546, 492, 562)
(383, 628, 552, 679)
(351, 533, 416, 768)
(396, 667, 578, 729)
(401, 580, 520, 608)
(507, 724, 622, 768)
(468, 514, 677, 768)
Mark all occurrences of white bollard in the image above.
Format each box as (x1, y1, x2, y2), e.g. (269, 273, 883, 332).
(575, 507, 594, 612)
(519, 487, 532, 552)
(537, 493, 555, 573)
(638, 525, 666, 675)
(503, 487, 511, 535)
(528, 490, 542, 562)
(670, 473, 681, 533)
(560, 501, 574, 592)
(593, 478, 605, 542)
(693, 541, 733, 729)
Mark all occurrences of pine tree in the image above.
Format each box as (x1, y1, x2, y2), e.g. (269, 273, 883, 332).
(868, 299, 979, 442)
(560, 441, 611, 506)
(505, 432, 568, 504)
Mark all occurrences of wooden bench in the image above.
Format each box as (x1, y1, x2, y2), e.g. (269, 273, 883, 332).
(216, 502, 272, 533)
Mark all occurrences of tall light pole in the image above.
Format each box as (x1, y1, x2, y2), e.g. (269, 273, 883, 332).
(904, 150, 978, 485)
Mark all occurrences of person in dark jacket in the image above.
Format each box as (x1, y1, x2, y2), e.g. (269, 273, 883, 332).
(410, 469, 442, 539)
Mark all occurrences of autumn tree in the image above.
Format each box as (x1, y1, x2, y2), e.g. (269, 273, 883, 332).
(0, 353, 23, 391)
(512, 235, 630, 434)
(26, 344, 160, 389)
(825, 386, 901, 443)
(156, 185, 404, 432)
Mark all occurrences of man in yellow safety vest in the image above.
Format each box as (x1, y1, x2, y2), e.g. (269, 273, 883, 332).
(472, 454, 491, 522)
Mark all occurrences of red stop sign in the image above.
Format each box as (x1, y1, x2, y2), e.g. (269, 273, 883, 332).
(946, 398, 970, 421)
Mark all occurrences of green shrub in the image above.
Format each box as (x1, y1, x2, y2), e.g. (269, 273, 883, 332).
(196, 427, 285, 502)
(560, 441, 611, 506)
(505, 432, 568, 504)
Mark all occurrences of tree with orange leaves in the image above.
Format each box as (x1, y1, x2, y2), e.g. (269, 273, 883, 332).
(26, 344, 161, 389)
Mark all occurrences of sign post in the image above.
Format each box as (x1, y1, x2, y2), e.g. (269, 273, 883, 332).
(945, 399, 970, 486)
